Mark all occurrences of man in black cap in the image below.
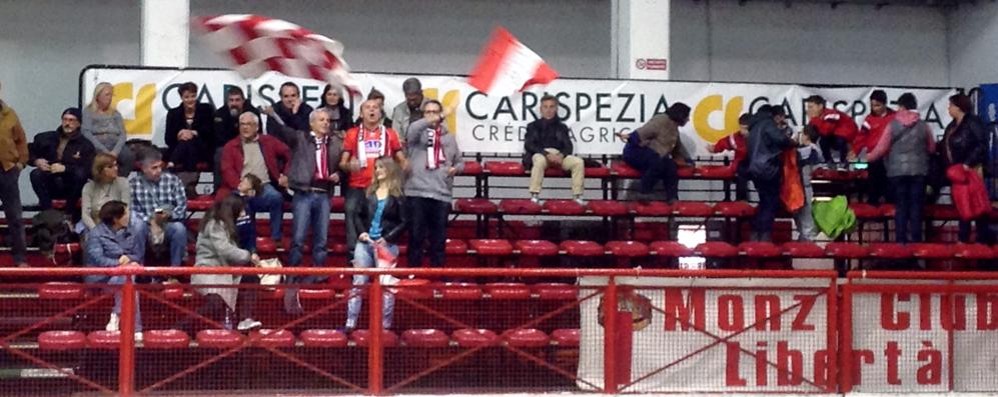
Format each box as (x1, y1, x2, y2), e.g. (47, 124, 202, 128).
(391, 77, 426, 148)
(29, 108, 96, 212)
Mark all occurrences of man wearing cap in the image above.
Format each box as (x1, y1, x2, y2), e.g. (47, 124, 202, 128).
(0, 82, 29, 266)
(391, 78, 426, 148)
(29, 108, 96, 213)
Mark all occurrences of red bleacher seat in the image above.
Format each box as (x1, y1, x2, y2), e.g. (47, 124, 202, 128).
(650, 241, 693, 257)
(38, 282, 84, 300)
(499, 199, 542, 214)
(331, 196, 346, 213)
(439, 283, 483, 300)
(394, 279, 434, 300)
(454, 198, 498, 214)
(484, 283, 531, 300)
(143, 330, 190, 349)
(812, 168, 866, 181)
(738, 242, 781, 258)
(781, 242, 826, 258)
(188, 195, 215, 211)
(38, 331, 86, 350)
(51, 199, 68, 209)
(629, 201, 672, 216)
(584, 166, 611, 178)
(161, 285, 185, 300)
(713, 201, 755, 217)
(300, 329, 348, 348)
(849, 203, 883, 219)
(954, 243, 993, 260)
(673, 201, 714, 217)
(87, 331, 121, 349)
(550, 329, 580, 347)
(485, 161, 525, 176)
(696, 242, 738, 258)
(298, 288, 335, 300)
(469, 239, 514, 256)
(825, 243, 869, 259)
(676, 166, 695, 178)
(256, 237, 278, 255)
(610, 161, 641, 178)
(910, 243, 955, 259)
(696, 165, 735, 179)
(560, 240, 604, 257)
(502, 329, 549, 348)
(880, 204, 896, 217)
(868, 243, 911, 259)
(445, 239, 468, 255)
(453, 329, 499, 348)
(196, 329, 244, 349)
(533, 283, 578, 300)
(543, 199, 586, 215)
(460, 161, 483, 175)
(587, 200, 629, 216)
(925, 205, 960, 220)
(54, 242, 81, 255)
(251, 329, 295, 348)
(401, 329, 450, 348)
(605, 241, 649, 257)
(514, 240, 559, 256)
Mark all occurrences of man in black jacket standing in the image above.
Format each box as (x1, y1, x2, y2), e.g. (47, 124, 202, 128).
(746, 105, 795, 242)
(523, 95, 585, 204)
(29, 108, 95, 212)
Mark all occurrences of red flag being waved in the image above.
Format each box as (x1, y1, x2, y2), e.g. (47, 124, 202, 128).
(468, 27, 558, 97)
(194, 14, 360, 95)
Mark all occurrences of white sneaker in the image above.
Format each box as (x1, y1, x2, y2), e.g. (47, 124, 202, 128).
(530, 195, 541, 204)
(237, 318, 263, 331)
(574, 197, 588, 206)
(134, 332, 143, 342)
(105, 313, 120, 332)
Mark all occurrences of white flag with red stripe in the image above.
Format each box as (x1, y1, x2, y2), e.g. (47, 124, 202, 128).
(468, 27, 558, 96)
(194, 14, 360, 95)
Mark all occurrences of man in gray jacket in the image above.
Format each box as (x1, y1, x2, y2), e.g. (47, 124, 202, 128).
(404, 100, 463, 268)
(391, 77, 425, 150)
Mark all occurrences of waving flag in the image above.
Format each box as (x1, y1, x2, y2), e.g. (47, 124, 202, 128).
(468, 27, 558, 97)
(194, 14, 359, 94)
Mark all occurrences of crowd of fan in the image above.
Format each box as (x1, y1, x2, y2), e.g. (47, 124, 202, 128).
(0, 79, 992, 336)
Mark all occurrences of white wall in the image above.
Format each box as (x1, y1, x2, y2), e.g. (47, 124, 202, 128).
(670, 0, 950, 87)
(947, 1, 998, 87)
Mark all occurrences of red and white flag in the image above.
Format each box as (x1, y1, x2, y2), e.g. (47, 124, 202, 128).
(468, 27, 558, 96)
(194, 14, 360, 95)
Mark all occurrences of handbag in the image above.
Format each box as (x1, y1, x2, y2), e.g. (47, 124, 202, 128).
(258, 258, 283, 286)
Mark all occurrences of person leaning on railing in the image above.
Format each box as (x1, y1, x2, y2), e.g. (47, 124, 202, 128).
(83, 200, 144, 339)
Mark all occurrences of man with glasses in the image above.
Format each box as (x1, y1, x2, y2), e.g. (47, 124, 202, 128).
(29, 108, 96, 214)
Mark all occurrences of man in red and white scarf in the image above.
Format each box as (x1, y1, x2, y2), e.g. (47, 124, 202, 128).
(340, 100, 406, 262)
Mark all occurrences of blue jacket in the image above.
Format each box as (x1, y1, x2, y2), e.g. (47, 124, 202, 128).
(747, 111, 794, 181)
(84, 223, 144, 267)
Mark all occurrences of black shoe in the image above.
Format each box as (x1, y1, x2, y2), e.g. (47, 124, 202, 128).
(283, 288, 303, 315)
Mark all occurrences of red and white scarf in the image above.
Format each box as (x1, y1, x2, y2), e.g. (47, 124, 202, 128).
(313, 133, 328, 180)
(357, 125, 387, 168)
(426, 126, 446, 170)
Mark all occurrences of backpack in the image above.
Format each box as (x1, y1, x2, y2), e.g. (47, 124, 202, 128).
(31, 209, 76, 257)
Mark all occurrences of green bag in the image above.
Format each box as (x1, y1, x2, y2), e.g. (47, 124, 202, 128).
(811, 196, 856, 240)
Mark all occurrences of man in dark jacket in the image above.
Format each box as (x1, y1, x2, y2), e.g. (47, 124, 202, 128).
(747, 105, 795, 241)
(29, 108, 96, 212)
(212, 87, 259, 192)
(941, 93, 994, 244)
(272, 82, 314, 133)
(523, 95, 585, 204)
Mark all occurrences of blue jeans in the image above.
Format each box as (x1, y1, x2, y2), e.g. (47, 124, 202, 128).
(133, 220, 187, 266)
(249, 184, 285, 241)
(83, 275, 143, 332)
(346, 242, 398, 329)
(289, 190, 331, 283)
(891, 175, 926, 243)
(343, 187, 367, 261)
(752, 175, 782, 240)
(407, 197, 450, 268)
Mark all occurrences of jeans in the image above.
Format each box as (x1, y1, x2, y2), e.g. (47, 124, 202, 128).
(344, 187, 367, 261)
(346, 242, 398, 329)
(0, 167, 26, 264)
(132, 220, 186, 266)
(735, 163, 750, 201)
(624, 148, 678, 201)
(407, 197, 450, 267)
(866, 160, 891, 204)
(288, 190, 331, 284)
(30, 168, 87, 212)
(819, 135, 849, 164)
(752, 175, 782, 241)
(248, 184, 285, 241)
(959, 216, 995, 244)
(83, 275, 142, 332)
(891, 176, 926, 244)
(213, 148, 224, 192)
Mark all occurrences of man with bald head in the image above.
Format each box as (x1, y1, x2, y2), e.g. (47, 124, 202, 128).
(218, 111, 291, 242)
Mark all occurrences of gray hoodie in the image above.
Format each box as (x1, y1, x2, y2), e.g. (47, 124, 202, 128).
(403, 118, 463, 202)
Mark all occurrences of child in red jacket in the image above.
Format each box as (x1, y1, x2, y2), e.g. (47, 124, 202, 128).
(708, 114, 751, 200)
(805, 95, 858, 167)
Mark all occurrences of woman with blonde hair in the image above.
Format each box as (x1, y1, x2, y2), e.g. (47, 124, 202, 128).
(83, 82, 134, 176)
(344, 157, 408, 331)
(80, 153, 132, 234)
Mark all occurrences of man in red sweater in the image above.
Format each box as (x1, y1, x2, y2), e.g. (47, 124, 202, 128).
(851, 90, 895, 204)
(805, 95, 858, 166)
(707, 113, 750, 200)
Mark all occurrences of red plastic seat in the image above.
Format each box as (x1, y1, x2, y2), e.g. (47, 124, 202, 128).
(584, 166, 611, 178)
(925, 205, 960, 220)
(696, 165, 735, 179)
(543, 199, 586, 215)
(739, 241, 782, 258)
(629, 201, 672, 217)
(255, 237, 278, 255)
(533, 283, 578, 300)
(460, 161, 483, 175)
(713, 201, 756, 217)
(502, 329, 549, 348)
(880, 204, 896, 217)
(469, 239, 513, 256)
(560, 240, 604, 257)
(330, 196, 346, 213)
(869, 243, 911, 259)
(440, 283, 483, 300)
(350, 330, 399, 347)
(650, 241, 693, 257)
(484, 283, 531, 300)
(696, 242, 738, 258)
(53, 243, 81, 255)
(454, 198, 498, 214)
(909, 243, 953, 259)
(161, 285, 185, 300)
(38, 331, 86, 350)
(87, 331, 121, 349)
(38, 282, 84, 300)
(514, 240, 559, 256)
(499, 199, 542, 215)
(300, 329, 348, 348)
(394, 278, 434, 300)
(196, 329, 244, 349)
(445, 239, 468, 255)
(781, 242, 826, 258)
(676, 166, 695, 178)
(587, 200, 629, 216)
(849, 203, 883, 219)
(610, 161, 641, 178)
(605, 241, 649, 257)
(551, 329, 580, 347)
(143, 330, 190, 349)
(401, 329, 450, 348)
(673, 201, 714, 217)
(298, 288, 334, 300)
(825, 243, 869, 259)
(813, 168, 865, 181)
(485, 161, 525, 176)
(251, 329, 295, 348)
(453, 329, 499, 348)
(51, 199, 69, 210)
(954, 243, 993, 260)
(188, 195, 215, 211)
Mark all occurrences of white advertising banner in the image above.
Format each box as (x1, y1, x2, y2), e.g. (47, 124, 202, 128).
(80, 66, 955, 156)
(576, 276, 834, 393)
